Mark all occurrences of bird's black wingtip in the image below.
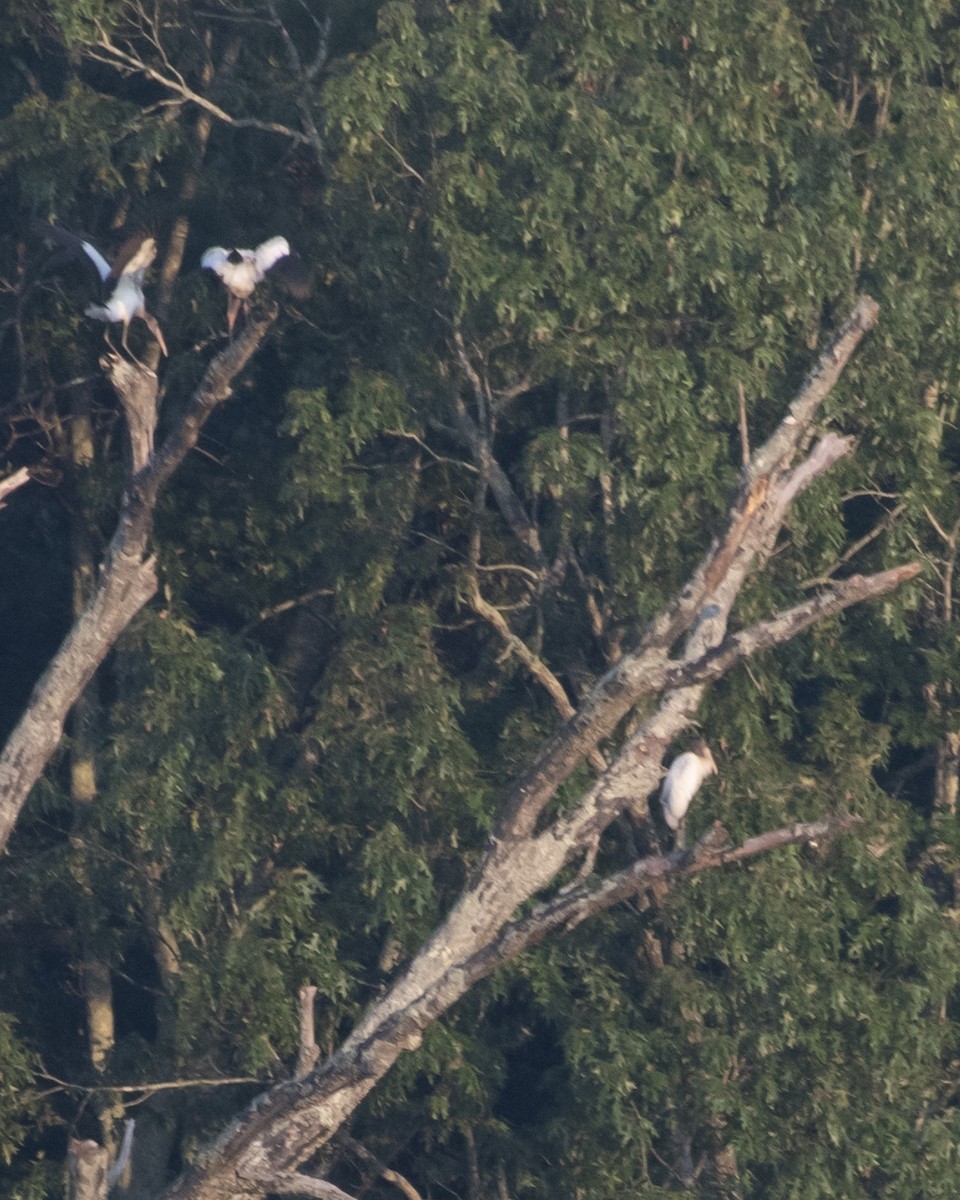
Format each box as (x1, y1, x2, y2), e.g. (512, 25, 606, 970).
(272, 252, 314, 300)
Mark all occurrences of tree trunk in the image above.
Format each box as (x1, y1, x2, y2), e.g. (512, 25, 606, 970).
(0, 313, 277, 852)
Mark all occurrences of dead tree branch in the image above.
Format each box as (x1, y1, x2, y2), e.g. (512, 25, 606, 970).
(85, 26, 312, 147)
(0, 312, 276, 851)
(67, 1122, 135, 1200)
(296, 986, 320, 1079)
(250, 1176, 356, 1200)
(80, 4, 328, 170)
(338, 1135, 425, 1200)
(463, 815, 861, 966)
(0, 465, 31, 506)
(152, 296, 912, 1200)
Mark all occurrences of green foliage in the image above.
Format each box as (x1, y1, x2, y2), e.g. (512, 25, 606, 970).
(642, 831, 960, 1198)
(0, 78, 176, 211)
(2, 0, 960, 1197)
(0, 1015, 41, 1166)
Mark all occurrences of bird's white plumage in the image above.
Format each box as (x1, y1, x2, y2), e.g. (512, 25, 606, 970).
(85, 275, 142, 324)
(201, 236, 295, 334)
(252, 236, 291, 274)
(36, 225, 166, 360)
(200, 247, 230, 272)
(660, 744, 717, 831)
(201, 237, 291, 298)
(79, 240, 112, 283)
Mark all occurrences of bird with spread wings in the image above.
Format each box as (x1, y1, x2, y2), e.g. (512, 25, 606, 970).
(201, 236, 311, 335)
(34, 223, 168, 365)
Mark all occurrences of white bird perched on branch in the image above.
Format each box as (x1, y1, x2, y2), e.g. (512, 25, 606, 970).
(660, 739, 718, 849)
(201, 236, 311, 334)
(34, 223, 168, 363)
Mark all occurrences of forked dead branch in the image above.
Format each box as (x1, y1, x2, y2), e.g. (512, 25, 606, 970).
(131, 296, 923, 1200)
(1, 297, 920, 1200)
(0, 309, 277, 850)
(0, 294, 921, 1200)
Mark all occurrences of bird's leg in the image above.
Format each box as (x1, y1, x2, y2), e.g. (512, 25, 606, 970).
(102, 326, 118, 357)
(140, 311, 168, 357)
(676, 818, 686, 851)
(226, 294, 241, 338)
(120, 321, 149, 373)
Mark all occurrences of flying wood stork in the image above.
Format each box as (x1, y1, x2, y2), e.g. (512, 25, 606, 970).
(201, 236, 311, 334)
(660, 739, 717, 849)
(34, 223, 168, 362)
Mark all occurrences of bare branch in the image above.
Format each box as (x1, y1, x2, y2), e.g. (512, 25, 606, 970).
(85, 30, 311, 147)
(106, 356, 157, 472)
(924, 505, 959, 548)
(656, 561, 922, 695)
(67, 1138, 109, 1200)
(466, 572, 607, 771)
(375, 131, 427, 184)
(384, 429, 480, 473)
(803, 501, 905, 587)
(113, 293, 902, 1200)
(339, 1135, 425, 1200)
(0, 311, 277, 853)
(0, 552, 158, 849)
(494, 422, 866, 844)
(159, 810, 862, 1200)
(467, 580, 574, 717)
(38, 1072, 262, 1095)
(0, 465, 31, 506)
(469, 815, 862, 963)
(244, 588, 334, 631)
(253, 1175, 357, 1200)
(143, 308, 276, 503)
(264, 0, 328, 165)
(750, 296, 879, 477)
(296, 986, 320, 1079)
(448, 338, 546, 569)
(737, 379, 750, 467)
(294, 0, 332, 80)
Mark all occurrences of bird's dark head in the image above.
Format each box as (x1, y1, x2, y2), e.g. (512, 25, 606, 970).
(227, 249, 244, 264)
(692, 738, 718, 774)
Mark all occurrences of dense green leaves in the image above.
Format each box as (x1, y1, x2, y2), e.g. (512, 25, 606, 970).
(2, 1, 960, 1197)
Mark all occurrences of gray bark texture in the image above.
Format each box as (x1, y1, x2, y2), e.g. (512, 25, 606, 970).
(147, 298, 919, 1200)
(0, 296, 918, 1200)
(0, 311, 276, 851)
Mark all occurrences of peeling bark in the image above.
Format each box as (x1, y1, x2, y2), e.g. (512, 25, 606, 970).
(82, 960, 115, 1075)
(68, 1139, 110, 1200)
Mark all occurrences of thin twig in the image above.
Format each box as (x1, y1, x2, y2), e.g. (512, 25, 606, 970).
(339, 1135, 424, 1200)
(802, 502, 905, 587)
(924, 506, 958, 547)
(248, 587, 334, 628)
(86, 31, 311, 145)
(383, 429, 479, 473)
(38, 1071, 262, 1095)
(736, 379, 750, 467)
(0, 466, 31, 506)
(374, 131, 427, 185)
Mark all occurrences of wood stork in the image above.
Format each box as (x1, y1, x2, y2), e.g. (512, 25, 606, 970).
(660, 739, 717, 849)
(34, 223, 168, 363)
(201, 236, 311, 334)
